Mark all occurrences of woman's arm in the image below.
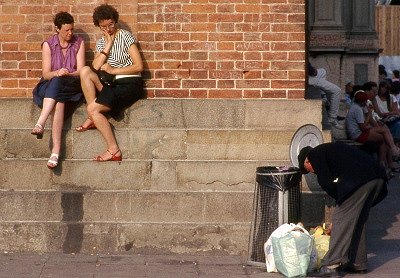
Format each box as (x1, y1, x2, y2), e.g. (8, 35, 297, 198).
(41, 42, 60, 80)
(390, 96, 400, 115)
(92, 30, 115, 70)
(69, 40, 86, 76)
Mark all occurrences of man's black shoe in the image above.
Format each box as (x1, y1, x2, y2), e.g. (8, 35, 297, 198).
(307, 266, 344, 277)
(339, 264, 368, 274)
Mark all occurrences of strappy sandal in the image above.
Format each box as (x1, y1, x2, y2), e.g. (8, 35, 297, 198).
(94, 149, 122, 162)
(31, 123, 44, 139)
(47, 153, 59, 169)
(76, 120, 96, 132)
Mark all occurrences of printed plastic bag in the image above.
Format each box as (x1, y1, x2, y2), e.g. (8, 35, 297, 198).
(264, 223, 295, 272)
(271, 224, 313, 277)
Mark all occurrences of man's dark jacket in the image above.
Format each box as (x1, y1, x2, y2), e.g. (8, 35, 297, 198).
(307, 143, 388, 205)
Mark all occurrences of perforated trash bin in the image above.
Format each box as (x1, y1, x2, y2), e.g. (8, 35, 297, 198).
(247, 166, 302, 266)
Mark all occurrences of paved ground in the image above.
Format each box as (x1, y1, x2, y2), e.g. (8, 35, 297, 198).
(0, 176, 399, 278)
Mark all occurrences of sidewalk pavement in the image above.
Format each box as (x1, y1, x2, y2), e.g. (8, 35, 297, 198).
(0, 177, 399, 278)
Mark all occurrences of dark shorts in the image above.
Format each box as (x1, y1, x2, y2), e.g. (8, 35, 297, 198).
(96, 77, 144, 117)
(355, 130, 370, 144)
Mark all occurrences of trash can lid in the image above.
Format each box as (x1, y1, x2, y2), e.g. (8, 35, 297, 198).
(289, 124, 323, 168)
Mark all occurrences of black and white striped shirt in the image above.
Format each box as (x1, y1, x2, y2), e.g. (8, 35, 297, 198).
(96, 29, 137, 69)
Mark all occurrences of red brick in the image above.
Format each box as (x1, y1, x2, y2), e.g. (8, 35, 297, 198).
(236, 42, 269, 51)
(2, 43, 19, 51)
(164, 80, 182, 88)
(184, 61, 216, 70)
(190, 90, 208, 98)
(190, 33, 208, 41)
(190, 52, 208, 60)
(288, 89, 306, 99)
(208, 89, 243, 98)
(217, 62, 235, 70)
(182, 42, 216, 51)
(289, 51, 306, 61)
(138, 23, 163, 32)
(262, 70, 288, 79)
(209, 14, 243, 23)
(19, 61, 41, 69)
(190, 70, 208, 79)
(217, 4, 235, 13)
(237, 79, 271, 89)
(209, 52, 243, 61)
(272, 23, 305, 32)
(144, 79, 163, 89)
(272, 80, 305, 89)
(1, 80, 19, 88)
(155, 33, 189, 42)
(182, 4, 215, 13)
(289, 70, 306, 80)
(155, 70, 190, 79)
(155, 89, 190, 98)
(190, 14, 208, 22)
(209, 70, 242, 79)
(182, 80, 216, 89)
(243, 70, 262, 79)
(164, 42, 182, 51)
(155, 51, 189, 60)
(182, 23, 216, 32)
(19, 79, 38, 88)
(217, 80, 235, 88)
(262, 90, 287, 98)
(0, 88, 27, 97)
(217, 42, 235, 51)
(243, 90, 262, 98)
(1, 61, 18, 69)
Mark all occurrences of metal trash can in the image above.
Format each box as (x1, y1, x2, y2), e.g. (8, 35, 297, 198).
(247, 166, 302, 266)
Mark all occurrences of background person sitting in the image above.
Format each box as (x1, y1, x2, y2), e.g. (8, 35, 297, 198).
(372, 81, 400, 140)
(308, 63, 342, 129)
(345, 90, 400, 172)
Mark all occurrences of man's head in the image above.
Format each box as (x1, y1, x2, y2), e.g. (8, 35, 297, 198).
(353, 90, 369, 106)
(297, 146, 313, 174)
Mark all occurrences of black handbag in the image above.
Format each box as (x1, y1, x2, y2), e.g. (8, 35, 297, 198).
(98, 70, 116, 86)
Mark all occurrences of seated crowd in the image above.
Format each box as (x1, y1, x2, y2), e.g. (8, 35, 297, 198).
(344, 67, 400, 175)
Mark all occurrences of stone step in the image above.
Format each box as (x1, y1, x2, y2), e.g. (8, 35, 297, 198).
(0, 190, 253, 223)
(0, 160, 286, 191)
(0, 222, 250, 254)
(1, 98, 323, 130)
(3, 128, 298, 161)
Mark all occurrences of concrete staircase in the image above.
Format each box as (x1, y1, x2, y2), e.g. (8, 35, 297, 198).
(0, 98, 328, 255)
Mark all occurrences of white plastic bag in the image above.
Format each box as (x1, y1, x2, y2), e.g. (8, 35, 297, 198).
(264, 223, 305, 273)
(272, 227, 313, 278)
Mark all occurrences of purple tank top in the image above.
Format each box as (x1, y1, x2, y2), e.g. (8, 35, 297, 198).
(44, 34, 83, 73)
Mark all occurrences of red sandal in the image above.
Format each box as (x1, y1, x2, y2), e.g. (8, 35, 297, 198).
(76, 120, 96, 132)
(94, 149, 122, 162)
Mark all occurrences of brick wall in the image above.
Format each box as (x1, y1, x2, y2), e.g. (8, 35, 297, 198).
(0, 0, 306, 99)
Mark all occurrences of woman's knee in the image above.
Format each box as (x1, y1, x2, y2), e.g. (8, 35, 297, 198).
(80, 66, 93, 78)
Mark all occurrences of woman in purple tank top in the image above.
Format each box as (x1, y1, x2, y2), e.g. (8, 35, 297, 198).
(31, 12, 85, 169)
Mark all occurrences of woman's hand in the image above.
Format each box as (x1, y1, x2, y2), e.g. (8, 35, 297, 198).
(56, 68, 69, 77)
(102, 29, 115, 48)
(100, 63, 113, 74)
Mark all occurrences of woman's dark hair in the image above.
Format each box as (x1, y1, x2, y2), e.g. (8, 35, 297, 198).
(54, 12, 74, 29)
(93, 4, 119, 27)
(363, 81, 377, 92)
(378, 81, 391, 111)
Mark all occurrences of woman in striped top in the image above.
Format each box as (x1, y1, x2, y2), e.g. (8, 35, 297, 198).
(77, 4, 144, 162)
